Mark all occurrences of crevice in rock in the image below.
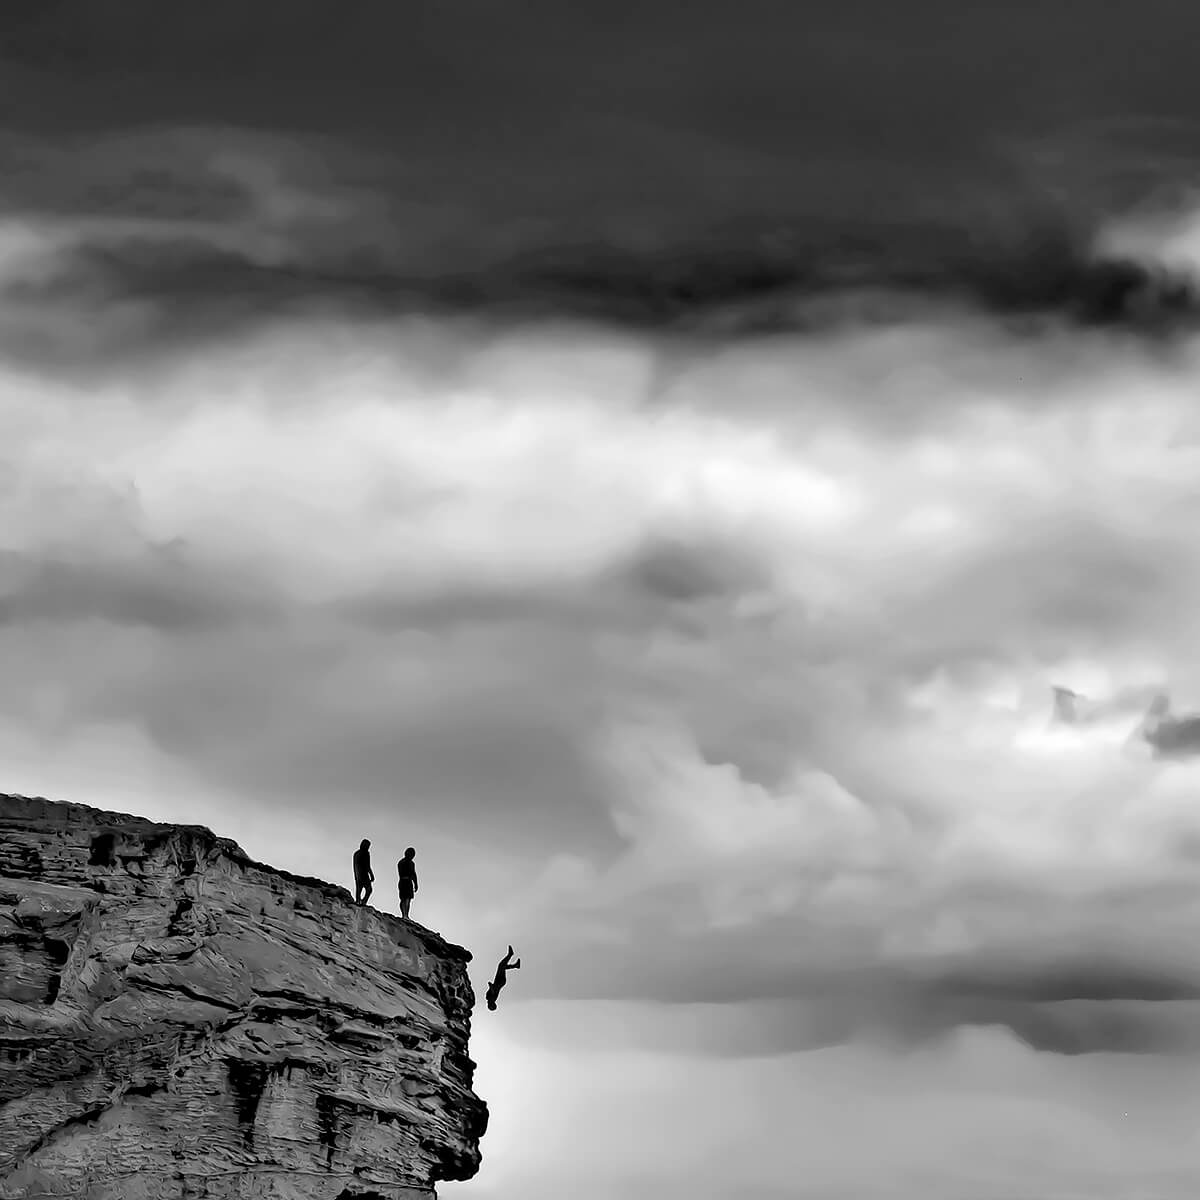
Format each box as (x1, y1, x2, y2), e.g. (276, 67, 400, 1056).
(7, 1099, 108, 1170)
(226, 1059, 270, 1147)
(315, 1092, 341, 1167)
(132, 977, 243, 1011)
(4, 844, 42, 877)
(42, 935, 70, 1004)
(167, 895, 194, 935)
(88, 832, 116, 867)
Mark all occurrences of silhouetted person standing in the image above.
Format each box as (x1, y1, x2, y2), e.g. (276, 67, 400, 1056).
(353, 839, 375, 907)
(485, 945, 521, 1011)
(397, 847, 418, 919)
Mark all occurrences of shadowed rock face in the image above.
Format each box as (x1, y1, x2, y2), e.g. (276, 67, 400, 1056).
(0, 793, 487, 1200)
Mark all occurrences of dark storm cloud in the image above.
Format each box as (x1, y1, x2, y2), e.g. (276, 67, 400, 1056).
(529, 993, 1200, 1060)
(6, 179, 1199, 366)
(0, 237, 399, 367)
(899, 958, 1200, 1055)
(6, 1, 1200, 355)
(10, 1, 1200, 161)
(0, 130, 253, 225)
(542, 928, 1200, 1056)
(543, 919, 1200, 1054)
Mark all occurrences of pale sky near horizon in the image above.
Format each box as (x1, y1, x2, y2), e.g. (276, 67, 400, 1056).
(6, 4, 1200, 1197)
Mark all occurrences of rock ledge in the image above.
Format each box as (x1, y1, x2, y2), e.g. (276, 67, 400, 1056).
(0, 793, 487, 1200)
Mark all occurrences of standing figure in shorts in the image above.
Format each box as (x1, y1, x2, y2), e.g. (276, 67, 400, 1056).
(397, 847, 418, 919)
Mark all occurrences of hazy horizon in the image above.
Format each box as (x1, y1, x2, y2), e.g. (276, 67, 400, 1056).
(5, 3, 1200, 1196)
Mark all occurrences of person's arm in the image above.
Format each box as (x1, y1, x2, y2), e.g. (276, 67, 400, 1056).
(413, 869, 419, 891)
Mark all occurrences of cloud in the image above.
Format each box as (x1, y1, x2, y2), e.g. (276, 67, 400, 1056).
(1050, 686, 1200, 758)
(7, 6, 1200, 364)
(0, 551, 270, 630)
(4, 168, 1199, 371)
(5, 306, 1200, 889)
(8, 21, 1200, 1184)
(1139, 695, 1200, 758)
(479, 706, 1200, 1052)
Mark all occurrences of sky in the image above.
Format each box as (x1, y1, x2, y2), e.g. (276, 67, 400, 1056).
(6, 3, 1200, 1197)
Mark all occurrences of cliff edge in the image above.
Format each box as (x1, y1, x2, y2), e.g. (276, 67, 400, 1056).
(0, 793, 488, 1200)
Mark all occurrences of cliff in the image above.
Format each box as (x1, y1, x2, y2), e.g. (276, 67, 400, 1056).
(0, 793, 488, 1200)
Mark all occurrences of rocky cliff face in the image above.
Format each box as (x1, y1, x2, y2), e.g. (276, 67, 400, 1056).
(0, 793, 487, 1200)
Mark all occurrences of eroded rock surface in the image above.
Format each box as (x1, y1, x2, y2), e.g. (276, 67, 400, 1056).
(0, 793, 487, 1200)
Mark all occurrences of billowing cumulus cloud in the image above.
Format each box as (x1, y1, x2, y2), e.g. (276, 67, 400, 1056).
(6, 4, 1200, 1198)
(9, 338, 1200, 1200)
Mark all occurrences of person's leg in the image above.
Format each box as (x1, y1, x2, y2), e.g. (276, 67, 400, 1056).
(354, 881, 364, 905)
(400, 896, 411, 919)
(363, 881, 372, 906)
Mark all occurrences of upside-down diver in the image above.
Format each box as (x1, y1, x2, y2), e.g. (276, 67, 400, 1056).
(485, 945, 521, 1011)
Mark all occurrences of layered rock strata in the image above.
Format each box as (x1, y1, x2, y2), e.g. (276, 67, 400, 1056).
(0, 793, 487, 1200)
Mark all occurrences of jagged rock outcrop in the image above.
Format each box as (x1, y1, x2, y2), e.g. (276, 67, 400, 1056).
(0, 793, 488, 1200)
